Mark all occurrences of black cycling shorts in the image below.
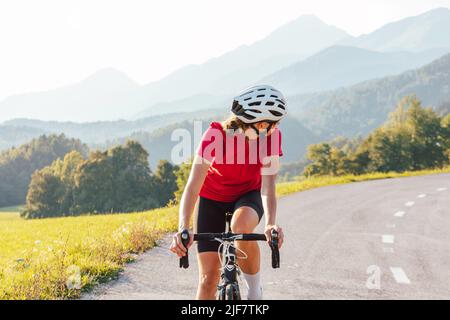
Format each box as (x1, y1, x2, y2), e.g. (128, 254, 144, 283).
(195, 189, 264, 253)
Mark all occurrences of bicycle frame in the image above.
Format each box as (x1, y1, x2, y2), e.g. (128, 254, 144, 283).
(217, 212, 241, 300)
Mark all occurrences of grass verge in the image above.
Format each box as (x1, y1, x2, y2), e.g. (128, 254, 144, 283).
(0, 206, 178, 299)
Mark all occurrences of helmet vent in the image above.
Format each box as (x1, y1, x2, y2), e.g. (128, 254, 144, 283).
(248, 109, 262, 113)
(275, 99, 285, 104)
(242, 113, 256, 120)
(269, 110, 283, 117)
(244, 97, 252, 101)
(248, 101, 262, 106)
(256, 94, 265, 98)
(265, 101, 275, 106)
(232, 101, 245, 115)
(257, 88, 266, 91)
(270, 95, 278, 98)
(277, 104, 285, 110)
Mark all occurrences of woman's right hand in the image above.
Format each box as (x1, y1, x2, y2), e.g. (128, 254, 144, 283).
(169, 229, 194, 257)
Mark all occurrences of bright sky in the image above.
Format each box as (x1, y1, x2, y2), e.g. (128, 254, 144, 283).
(1, 0, 449, 101)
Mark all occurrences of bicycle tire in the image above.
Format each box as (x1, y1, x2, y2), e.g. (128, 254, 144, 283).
(234, 284, 241, 300)
(224, 283, 241, 300)
(218, 286, 226, 300)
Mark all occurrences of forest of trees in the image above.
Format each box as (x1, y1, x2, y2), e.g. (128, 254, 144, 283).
(0, 134, 89, 207)
(22, 140, 179, 219)
(304, 96, 450, 176)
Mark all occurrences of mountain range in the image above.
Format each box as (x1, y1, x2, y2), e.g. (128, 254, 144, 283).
(288, 52, 450, 138)
(2, 8, 450, 123)
(340, 8, 450, 52)
(4, 50, 450, 167)
(260, 45, 449, 96)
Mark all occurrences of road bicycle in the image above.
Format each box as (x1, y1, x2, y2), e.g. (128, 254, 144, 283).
(179, 211, 280, 300)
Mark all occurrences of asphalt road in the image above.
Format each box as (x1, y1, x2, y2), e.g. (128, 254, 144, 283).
(83, 173, 450, 299)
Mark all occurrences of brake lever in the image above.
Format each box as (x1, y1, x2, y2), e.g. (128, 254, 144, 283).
(179, 229, 190, 269)
(270, 229, 280, 269)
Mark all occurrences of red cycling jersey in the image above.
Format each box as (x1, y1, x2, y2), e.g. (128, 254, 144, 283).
(196, 121, 283, 202)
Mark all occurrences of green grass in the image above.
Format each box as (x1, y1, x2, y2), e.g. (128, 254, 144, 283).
(0, 206, 178, 300)
(0, 212, 20, 221)
(1, 166, 449, 300)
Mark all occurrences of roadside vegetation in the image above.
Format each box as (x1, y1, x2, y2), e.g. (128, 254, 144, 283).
(0, 205, 178, 299)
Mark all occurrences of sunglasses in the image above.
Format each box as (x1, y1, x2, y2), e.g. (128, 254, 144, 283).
(251, 121, 278, 134)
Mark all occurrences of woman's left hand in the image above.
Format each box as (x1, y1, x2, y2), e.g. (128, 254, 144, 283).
(264, 224, 284, 249)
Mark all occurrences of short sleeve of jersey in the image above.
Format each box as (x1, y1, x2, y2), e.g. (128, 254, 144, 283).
(196, 122, 223, 162)
(268, 128, 283, 157)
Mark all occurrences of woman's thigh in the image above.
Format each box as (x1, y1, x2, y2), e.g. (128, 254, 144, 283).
(231, 190, 263, 232)
(196, 196, 231, 253)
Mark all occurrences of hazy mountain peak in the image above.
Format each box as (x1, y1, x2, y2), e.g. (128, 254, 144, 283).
(267, 13, 349, 39)
(290, 14, 326, 24)
(82, 67, 139, 88)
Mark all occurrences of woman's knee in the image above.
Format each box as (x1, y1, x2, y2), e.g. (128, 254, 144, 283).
(198, 253, 220, 292)
(199, 271, 220, 291)
(231, 206, 258, 233)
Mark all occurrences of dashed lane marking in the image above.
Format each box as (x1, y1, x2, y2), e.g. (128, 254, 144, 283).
(382, 235, 395, 244)
(390, 267, 411, 284)
(394, 211, 405, 217)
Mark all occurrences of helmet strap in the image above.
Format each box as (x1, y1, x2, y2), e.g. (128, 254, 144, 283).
(250, 123, 260, 136)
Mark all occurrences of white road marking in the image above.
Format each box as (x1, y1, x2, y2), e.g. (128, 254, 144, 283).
(394, 211, 405, 217)
(437, 187, 447, 192)
(405, 201, 415, 207)
(382, 235, 395, 244)
(390, 267, 411, 284)
(417, 194, 426, 198)
(383, 247, 395, 253)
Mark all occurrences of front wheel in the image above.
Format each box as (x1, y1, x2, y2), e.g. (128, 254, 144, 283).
(217, 283, 241, 300)
(225, 283, 241, 300)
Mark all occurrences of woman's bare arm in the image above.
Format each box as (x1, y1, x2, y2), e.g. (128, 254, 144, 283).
(170, 155, 211, 257)
(261, 155, 284, 248)
(261, 155, 279, 226)
(178, 155, 211, 231)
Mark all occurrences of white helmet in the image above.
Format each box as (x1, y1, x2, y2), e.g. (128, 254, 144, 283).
(231, 84, 287, 123)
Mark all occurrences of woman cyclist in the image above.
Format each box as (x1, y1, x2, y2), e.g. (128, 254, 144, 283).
(170, 84, 286, 300)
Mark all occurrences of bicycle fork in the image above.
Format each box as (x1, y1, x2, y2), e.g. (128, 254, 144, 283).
(217, 212, 241, 300)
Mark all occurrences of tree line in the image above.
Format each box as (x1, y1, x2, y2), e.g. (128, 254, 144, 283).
(304, 96, 450, 176)
(22, 140, 179, 219)
(0, 134, 89, 208)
